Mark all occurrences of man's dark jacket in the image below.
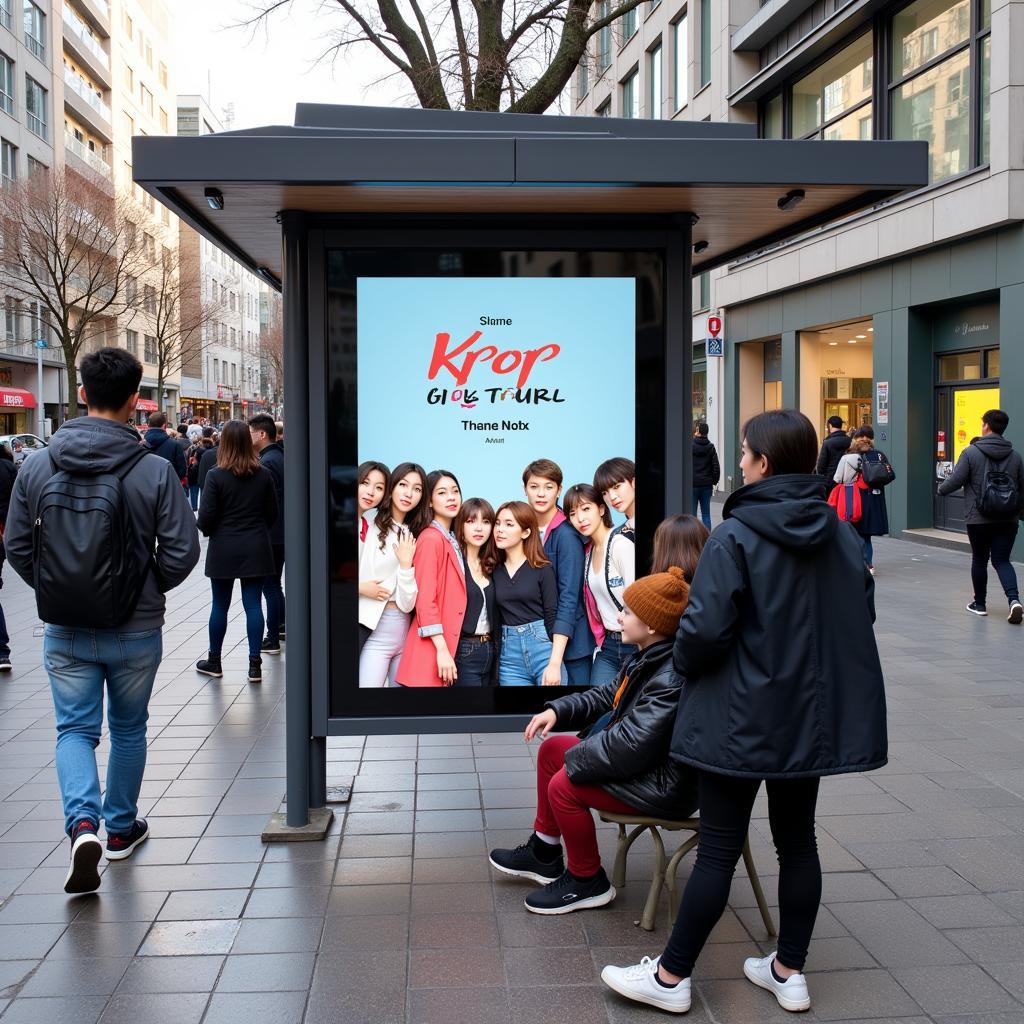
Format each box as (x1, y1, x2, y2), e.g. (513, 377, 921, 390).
(5, 417, 200, 630)
(937, 434, 1024, 525)
(259, 441, 285, 546)
(815, 431, 852, 486)
(198, 444, 219, 489)
(543, 513, 593, 662)
(544, 640, 698, 818)
(692, 436, 721, 488)
(671, 474, 887, 780)
(144, 427, 186, 480)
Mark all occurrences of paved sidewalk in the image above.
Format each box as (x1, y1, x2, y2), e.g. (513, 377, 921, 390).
(1, 533, 1023, 1023)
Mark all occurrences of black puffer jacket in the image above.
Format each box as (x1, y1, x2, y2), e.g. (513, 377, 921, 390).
(816, 431, 852, 485)
(544, 640, 698, 819)
(671, 474, 886, 780)
(692, 436, 721, 488)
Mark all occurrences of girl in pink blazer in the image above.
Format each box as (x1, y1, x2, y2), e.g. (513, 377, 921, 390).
(396, 470, 468, 687)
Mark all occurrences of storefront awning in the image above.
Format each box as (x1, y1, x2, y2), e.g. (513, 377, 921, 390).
(0, 387, 37, 409)
(136, 398, 159, 412)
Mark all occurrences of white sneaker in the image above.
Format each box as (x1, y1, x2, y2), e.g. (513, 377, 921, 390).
(601, 955, 691, 1014)
(743, 953, 811, 1012)
(1008, 601, 1023, 625)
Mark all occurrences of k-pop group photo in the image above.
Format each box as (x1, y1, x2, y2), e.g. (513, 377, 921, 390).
(356, 455, 708, 689)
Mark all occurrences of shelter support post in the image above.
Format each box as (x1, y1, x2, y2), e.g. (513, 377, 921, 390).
(666, 215, 695, 516)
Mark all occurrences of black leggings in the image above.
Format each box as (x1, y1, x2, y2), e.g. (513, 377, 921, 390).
(660, 771, 821, 977)
(967, 522, 1020, 605)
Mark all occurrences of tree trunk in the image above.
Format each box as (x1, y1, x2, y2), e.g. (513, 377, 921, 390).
(64, 349, 79, 419)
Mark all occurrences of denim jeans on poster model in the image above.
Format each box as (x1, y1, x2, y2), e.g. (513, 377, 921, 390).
(44, 625, 163, 835)
(591, 631, 638, 687)
(454, 636, 495, 687)
(499, 620, 567, 686)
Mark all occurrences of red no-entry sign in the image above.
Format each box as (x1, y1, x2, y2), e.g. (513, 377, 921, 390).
(707, 315, 722, 338)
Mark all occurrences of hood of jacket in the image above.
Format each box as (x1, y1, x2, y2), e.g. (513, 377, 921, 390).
(692, 436, 712, 450)
(723, 474, 835, 551)
(48, 417, 146, 475)
(973, 434, 1014, 461)
(143, 427, 173, 450)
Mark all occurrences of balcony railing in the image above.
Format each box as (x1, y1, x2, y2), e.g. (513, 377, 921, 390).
(24, 32, 44, 61)
(63, 66, 110, 122)
(26, 111, 46, 140)
(62, 7, 110, 69)
(65, 131, 111, 177)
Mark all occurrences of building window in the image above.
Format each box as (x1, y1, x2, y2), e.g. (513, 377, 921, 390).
(621, 5, 637, 44)
(0, 54, 12, 116)
(122, 11, 133, 39)
(143, 232, 155, 260)
(672, 14, 687, 110)
(23, 1, 44, 61)
(0, 0, 10, 32)
(598, 0, 612, 70)
(0, 139, 14, 188)
(577, 57, 589, 101)
(699, 0, 711, 88)
(693, 271, 710, 312)
(4, 296, 17, 340)
(143, 284, 156, 314)
(123, 64, 133, 91)
(980, 33, 990, 164)
(125, 329, 138, 356)
(159, 61, 168, 89)
(596, 99, 611, 116)
(125, 275, 137, 304)
(792, 32, 873, 140)
(621, 68, 639, 118)
(144, 334, 157, 363)
(24, 75, 45, 140)
(648, 43, 663, 118)
(139, 84, 153, 117)
(890, 0, 981, 182)
(762, 92, 783, 138)
(159, 107, 168, 133)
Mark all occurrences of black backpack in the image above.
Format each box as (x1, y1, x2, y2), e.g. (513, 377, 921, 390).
(977, 449, 1020, 519)
(859, 450, 896, 489)
(32, 449, 154, 627)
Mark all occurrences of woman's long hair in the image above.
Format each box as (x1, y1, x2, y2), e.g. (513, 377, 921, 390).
(216, 420, 261, 477)
(651, 514, 709, 581)
(358, 460, 391, 493)
(375, 461, 430, 548)
(455, 497, 498, 576)
(495, 501, 550, 569)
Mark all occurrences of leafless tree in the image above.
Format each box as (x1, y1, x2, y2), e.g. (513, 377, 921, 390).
(0, 165, 149, 417)
(150, 244, 223, 402)
(259, 294, 284, 413)
(240, 0, 644, 113)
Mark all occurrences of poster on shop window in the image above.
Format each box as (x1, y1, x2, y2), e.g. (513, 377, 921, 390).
(356, 276, 636, 690)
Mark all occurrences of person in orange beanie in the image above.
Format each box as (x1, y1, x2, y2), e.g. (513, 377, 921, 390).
(489, 565, 700, 915)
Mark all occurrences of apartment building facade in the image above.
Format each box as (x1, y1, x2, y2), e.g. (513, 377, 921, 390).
(176, 93, 268, 424)
(572, 0, 1019, 550)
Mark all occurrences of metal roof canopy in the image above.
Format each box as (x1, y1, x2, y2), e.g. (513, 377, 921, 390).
(132, 104, 928, 284)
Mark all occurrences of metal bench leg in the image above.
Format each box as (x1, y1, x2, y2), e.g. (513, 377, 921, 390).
(640, 826, 667, 932)
(742, 836, 777, 937)
(664, 834, 699, 923)
(611, 824, 647, 889)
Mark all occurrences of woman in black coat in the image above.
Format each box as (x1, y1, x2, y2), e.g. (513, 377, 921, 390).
(601, 410, 886, 1016)
(0, 444, 16, 671)
(195, 421, 278, 683)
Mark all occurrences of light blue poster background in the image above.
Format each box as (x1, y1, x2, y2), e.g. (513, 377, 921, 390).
(358, 277, 636, 512)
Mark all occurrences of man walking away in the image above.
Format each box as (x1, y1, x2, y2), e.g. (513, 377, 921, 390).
(198, 427, 219, 490)
(5, 348, 200, 894)
(691, 423, 720, 531)
(249, 414, 285, 653)
(143, 412, 187, 483)
(938, 409, 1024, 623)
(815, 416, 851, 494)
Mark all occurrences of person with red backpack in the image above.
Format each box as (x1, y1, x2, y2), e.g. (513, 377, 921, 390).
(4, 348, 199, 894)
(938, 408, 1024, 623)
(833, 427, 893, 576)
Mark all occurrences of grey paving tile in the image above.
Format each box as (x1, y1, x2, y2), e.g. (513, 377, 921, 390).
(907, 894, 1019, 929)
(875, 865, 978, 898)
(115, 953, 225, 992)
(0, 995, 109, 1023)
(946, 925, 1024, 963)
(47, 921, 151, 959)
(893, 964, 1021, 1016)
(830, 900, 970, 967)
(409, 912, 499, 948)
(230, 917, 323, 954)
(409, 987, 511, 1024)
(157, 889, 248, 921)
(508, 985, 608, 1024)
(215, 952, 315, 992)
(320, 913, 410, 952)
(138, 919, 241, 956)
(242, 885, 330, 918)
(99, 992, 209, 1023)
(408, 947, 505, 988)
(332, 856, 412, 886)
(0, 959, 38, 993)
(203, 991, 307, 1024)
(327, 883, 410, 917)
(18, 956, 131, 996)
(0, 922, 69, 959)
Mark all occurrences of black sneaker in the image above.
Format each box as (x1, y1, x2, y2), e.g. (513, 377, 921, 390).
(966, 602, 988, 617)
(248, 657, 262, 683)
(105, 819, 149, 861)
(0, 656, 11, 672)
(489, 833, 564, 884)
(524, 867, 616, 915)
(279, 626, 286, 641)
(1009, 601, 1023, 625)
(64, 819, 102, 894)
(196, 654, 223, 678)
(261, 637, 282, 655)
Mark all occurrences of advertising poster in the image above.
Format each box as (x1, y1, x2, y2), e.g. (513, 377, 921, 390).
(356, 276, 636, 690)
(953, 387, 1000, 462)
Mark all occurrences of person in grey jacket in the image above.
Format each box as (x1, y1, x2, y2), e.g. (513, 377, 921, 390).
(5, 348, 200, 894)
(938, 408, 1024, 622)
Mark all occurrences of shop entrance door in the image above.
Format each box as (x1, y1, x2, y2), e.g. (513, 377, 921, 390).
(934, 384, 1000, 531)
(822, 398, 872, 437)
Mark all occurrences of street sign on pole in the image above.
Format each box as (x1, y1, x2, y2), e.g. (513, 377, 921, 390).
(706, 312, 724, 357)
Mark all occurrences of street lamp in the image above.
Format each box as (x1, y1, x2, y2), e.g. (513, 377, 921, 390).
(34, 337, 47, 439)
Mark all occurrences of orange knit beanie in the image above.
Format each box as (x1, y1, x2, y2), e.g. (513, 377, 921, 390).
(622, 566, 690, 637)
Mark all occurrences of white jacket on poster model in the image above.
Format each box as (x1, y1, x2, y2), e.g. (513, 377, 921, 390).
(359, 518, 418, 630)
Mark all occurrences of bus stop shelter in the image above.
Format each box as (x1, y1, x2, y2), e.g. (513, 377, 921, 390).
(133, 104, 927, 836)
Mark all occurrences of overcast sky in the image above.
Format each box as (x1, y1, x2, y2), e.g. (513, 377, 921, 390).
(172, 0, 407, 129)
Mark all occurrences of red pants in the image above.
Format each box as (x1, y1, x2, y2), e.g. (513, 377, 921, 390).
(534, 735, 640, 878)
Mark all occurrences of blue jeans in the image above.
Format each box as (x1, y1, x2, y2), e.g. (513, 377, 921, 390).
(499, 620, 567, 686)
(263, 545, 285, 643)
(188, 484, 200, 511)
(0, 554, 9, 658)
(859, 535, 874, 568)
(692, 486, 713, 530)
(209, 577, 264, 658)
(592, 631, 638, 687)
(454, 636, 495, 687)
(565, 655, 593, 686)
(44, 625, 162, 835)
